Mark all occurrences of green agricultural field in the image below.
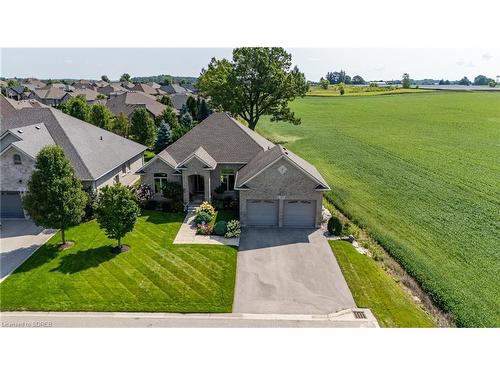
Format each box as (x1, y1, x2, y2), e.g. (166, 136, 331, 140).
(308, 84, 426, 97)
(0, 211, 237, 312)
(258, 92, 500, 327)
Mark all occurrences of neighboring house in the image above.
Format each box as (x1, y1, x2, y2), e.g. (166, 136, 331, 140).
(0, 96, 47, 117)
(160, 83, 188, 94)
(62, 88, 104, 104)
(106, 91, 167, 119)
(97, 82, 129, 97)
(170, 93, 194, 111)
(131, 83, 165, 96)
(72, 79, 95, 90)
(121, 81, 136, 90)
(0, 107, 147, 218)
(138, 112, 330, 228)
(30, 86, 68, 106)
(93, 80, 110, 88)
(181, 82, 198, 94)
(20, 78, 46, 92)
(6, 86, 26, 100)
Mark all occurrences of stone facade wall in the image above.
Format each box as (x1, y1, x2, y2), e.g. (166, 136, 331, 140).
(140, 158, 181, 201)
(239, 158, 323, 228)
(0, 148, 35, 192)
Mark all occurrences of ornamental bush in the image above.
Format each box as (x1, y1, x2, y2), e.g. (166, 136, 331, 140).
(213, 221, 228, 236)
(194, 211, 213, 224)
(195, 201, 215, 216)
(196, 223, 213, 235)
(327, 216, 343, 235)
(225, 220, 241, 238)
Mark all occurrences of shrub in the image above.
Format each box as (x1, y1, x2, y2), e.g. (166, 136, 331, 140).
(213, 221, 228, 236)
(225, 220, 241, 238)
(194, 211, 213, 224)
(214, 185, 225, 194)
(134, 184, 154, 208)
(212, 198, 224, 210)
(327, 216, 343, 235)
(196, 223, 213, 235)
(342, 222, 360, 238)
(144, 200, 158, 210)
(83, 188, 97, 221)
(162, 181, 183, 201)
(195, 201, 215, 216)
(170, 201, 184, 213)
(161, 201, 171, 212)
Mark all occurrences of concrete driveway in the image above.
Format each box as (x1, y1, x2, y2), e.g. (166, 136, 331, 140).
(233, 228, 356, 314)
(0, 220, 56, 281)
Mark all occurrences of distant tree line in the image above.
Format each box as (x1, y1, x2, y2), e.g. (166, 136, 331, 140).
(323, 70, 366, 85)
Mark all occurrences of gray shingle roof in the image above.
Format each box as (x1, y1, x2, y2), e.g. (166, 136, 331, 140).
(106, 91, 166, 117)
(160, 84, 187, 94)
(170, 93, 192, 110)
(235, 145, 330, 190)
(2, 123, 55, 158)
(178, 146, 217, 169)
(1, 107, 146, 180)
(159, 112, 274, 165)
(1, 96, 47, 116)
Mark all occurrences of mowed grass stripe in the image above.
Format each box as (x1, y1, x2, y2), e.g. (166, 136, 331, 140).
(0, 211, 237, 312)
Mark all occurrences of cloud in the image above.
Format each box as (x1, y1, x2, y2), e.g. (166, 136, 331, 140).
(481, 53, 492, 61)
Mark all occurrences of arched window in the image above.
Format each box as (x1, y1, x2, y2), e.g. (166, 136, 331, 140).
(13, 154, 22, 165)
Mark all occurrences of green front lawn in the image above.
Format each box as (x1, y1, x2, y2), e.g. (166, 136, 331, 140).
(330, 241, 435, 328)
(0, 210, 237, 312)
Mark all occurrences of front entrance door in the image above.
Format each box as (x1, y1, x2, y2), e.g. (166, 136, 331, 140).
(193, 175, 204, 193)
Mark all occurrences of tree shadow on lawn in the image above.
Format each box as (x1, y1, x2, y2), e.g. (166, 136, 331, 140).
(10, 243, 61, 274)
(143, 210, 185, 225)
(50, 246, 118, 274)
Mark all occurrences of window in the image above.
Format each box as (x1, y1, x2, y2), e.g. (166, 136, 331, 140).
(13, 154, 22, 165)
(154, 173, 168, 194)
(220, 168, 235, 191)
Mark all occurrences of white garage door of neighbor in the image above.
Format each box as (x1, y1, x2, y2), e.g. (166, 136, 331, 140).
(247, 200, 278, 227)
(0, 191, 25, 218)
(283, 200, 316, 228)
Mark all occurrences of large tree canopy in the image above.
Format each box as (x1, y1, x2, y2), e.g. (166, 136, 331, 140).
(197, 47, 308, 130)
(22, 145, 87, 244)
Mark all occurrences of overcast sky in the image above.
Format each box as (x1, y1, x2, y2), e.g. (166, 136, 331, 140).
(1, 48, 498, 82)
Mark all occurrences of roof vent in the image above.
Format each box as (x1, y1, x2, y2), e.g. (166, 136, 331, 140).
(17, 129, 23, 134)
(100, 136, 103, 140)
(35, 126, 41, 130)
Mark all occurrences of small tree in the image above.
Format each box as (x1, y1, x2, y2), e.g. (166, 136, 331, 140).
(402, 73, 411, 89)
(154, 120, 172, 153)
(120, 73, 131, 82)
(60, 95, 89, 121)
(130, 107, 157, 147)
(157, 95, 173, 107)
(319, 77, 329, 89)
(197, 99, 211, 121)
(351, 75, 365, 85)
(133, 184, 154, 208)
(111, 112, 130, 138)
(22, 146, 87, 246)
(96, 184, 140, 251)
(101, 75, 110, 83)
(155, 106, 178, 127)
(180, 112, 193, 128)
(186, 95, 198, 119)
(89, 103, 113, 129)
(338, 84, 345, 95)
(458, 76, 471, 86)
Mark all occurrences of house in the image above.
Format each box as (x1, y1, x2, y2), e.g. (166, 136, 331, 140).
(170, 93, 194, 111)
(6, 86, 26, 100)
(20, 78, 46, 92)
(181, 82, 198, 94)
(0, 96, 47, 117)
(106, 91, 167, 119)
(97, 82, 128, 97)
(30, 86, 68, 106)
(62, 88, 104, 104)
(138, 112, 330, 228)
(0, 107, 147, 218)
(130, 83, 165, 96)
(72, 79, 95, 90)
(160, 83, 188, 94)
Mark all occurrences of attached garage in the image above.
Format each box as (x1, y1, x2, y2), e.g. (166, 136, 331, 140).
(283, 200, 316, 228)
(1, 191, 25, 218)
(246, 199, 278, 227)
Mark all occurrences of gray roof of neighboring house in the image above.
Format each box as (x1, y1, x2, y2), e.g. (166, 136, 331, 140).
(160, 84, 187, 94)
(1, 96, 47, 116)
(156, 112, 274, 166)
(1, 107, 147, 180)
(106, 91, 166, 117)
(65, 88, 102, 101)
(33, 86, 67, 100)
(235, 145, 330, 190)
(2, 123, 55, 158)
(180, 83, 197, 93)
(97, 83, 128, 96)
(170, 93, 193, 110)
(8, 86, 25, 95)
(131, 83, 165, 96)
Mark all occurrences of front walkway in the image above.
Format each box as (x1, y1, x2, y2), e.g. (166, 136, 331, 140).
(233, 228, 356, 314)
(173, 212, 239, 246)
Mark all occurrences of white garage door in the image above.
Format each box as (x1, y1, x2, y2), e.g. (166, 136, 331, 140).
(283, 200, 316, 228)
(247, 200, 278, 227)
(1, 191, 25, 218)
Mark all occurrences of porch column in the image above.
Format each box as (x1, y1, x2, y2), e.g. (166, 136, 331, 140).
(182, 172, 189, 204)
(204, 171, 211, 202)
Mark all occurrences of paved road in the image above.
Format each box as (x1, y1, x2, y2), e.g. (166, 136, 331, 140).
(233, 228, 356, 314)
(0, 309, 378, 328)
(0, 220, 56, 281)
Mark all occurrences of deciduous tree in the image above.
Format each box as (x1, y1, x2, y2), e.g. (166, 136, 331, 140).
(198, 47, 308, 130)
(60, 95, 89, 121)
(89, 103, 113, 129)
(22, 145, 87, 246)
(402, 73, 411, 89)
(130, 108, 156, 147)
